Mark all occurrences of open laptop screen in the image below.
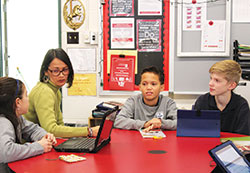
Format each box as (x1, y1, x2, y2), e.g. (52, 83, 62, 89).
(96, 110, 117, 147)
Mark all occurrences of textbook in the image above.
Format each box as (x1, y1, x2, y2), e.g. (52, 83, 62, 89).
(139, 129, 166, 139)
(239, 44, 250, 49)
(221, 136, 250, 154)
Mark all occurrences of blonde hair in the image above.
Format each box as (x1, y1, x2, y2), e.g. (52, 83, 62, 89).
(209, 60, 241, 84)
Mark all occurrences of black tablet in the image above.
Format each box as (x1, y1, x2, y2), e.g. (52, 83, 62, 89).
(209, 140, 250, 173)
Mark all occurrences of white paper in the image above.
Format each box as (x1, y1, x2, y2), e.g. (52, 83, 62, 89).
(139, 129, 166, 138)
(182, 0, 207, 31)
(138, 0, 162, 16)
(67, 48, 96, 73)
(233, 0, 250, 23)
(201, 20, 226, 52)
(110, 18, 135, 49)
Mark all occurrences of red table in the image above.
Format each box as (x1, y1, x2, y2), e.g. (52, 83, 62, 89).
(9, 129, 242, 173)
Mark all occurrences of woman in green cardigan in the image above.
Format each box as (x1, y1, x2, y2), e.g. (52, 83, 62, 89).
(24, 48, 99, 138)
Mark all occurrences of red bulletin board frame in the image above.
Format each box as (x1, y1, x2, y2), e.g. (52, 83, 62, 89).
(103, 0, 170, 91)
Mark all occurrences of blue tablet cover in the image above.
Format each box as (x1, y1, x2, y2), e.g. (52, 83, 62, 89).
(176, 109, 220, 137)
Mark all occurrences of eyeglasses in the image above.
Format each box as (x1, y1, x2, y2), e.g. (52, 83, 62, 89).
(48, 68, 69, 76)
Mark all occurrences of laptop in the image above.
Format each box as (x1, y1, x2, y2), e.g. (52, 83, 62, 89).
(54, 107, 118, 153)
(176, 109, 220, 137)
(209, 140, 250, 173)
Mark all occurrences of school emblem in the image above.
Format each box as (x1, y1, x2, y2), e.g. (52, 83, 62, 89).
(155, 111, 164, 119)
(63, 0, 85, 30)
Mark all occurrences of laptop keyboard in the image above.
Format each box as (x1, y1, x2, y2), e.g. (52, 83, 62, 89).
(73, 138, 95, 149)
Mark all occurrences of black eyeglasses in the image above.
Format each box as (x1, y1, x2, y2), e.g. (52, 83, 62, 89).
(48, 68, 69, 76)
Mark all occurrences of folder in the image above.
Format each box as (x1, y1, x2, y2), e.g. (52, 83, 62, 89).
(177, 109, 220, 137)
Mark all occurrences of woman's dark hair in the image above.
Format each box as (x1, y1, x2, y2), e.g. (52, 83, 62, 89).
(39, 48, 74, 88)
(0, 77, 24, 143)
(140, 66, 164, 84)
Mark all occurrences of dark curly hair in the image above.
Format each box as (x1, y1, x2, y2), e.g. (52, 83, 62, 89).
(140, 66, 164, 84)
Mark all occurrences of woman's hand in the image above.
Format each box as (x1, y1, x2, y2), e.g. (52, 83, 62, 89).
(90, 126, 100, 137)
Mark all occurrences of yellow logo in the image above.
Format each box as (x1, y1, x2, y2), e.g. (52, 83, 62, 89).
(63, 0, 85, 30)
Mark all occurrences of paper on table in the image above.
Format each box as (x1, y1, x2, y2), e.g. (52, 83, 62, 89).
(139, 129, 166, 138)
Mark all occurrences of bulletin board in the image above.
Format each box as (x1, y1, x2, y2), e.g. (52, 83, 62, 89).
(173, 0, 250, 94)
(102, 0, 170, 91)
(177, 0, 231, 57)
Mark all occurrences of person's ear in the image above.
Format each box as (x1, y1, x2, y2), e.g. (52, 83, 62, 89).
(15, 98, 21, 110)
(228, 81, 237, 90)
(139, 84, 142, 91)
(160, 84, 164, 92)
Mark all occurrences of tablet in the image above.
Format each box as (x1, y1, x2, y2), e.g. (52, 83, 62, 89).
(177, 109, 220, 137)
(209, 140, 250, 173)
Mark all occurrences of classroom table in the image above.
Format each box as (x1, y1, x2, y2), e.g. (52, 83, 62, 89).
(8, 129, 242, 173)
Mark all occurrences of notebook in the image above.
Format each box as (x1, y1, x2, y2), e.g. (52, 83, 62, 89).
(54, 107, 118, 153)
(176, 109, 220, 137)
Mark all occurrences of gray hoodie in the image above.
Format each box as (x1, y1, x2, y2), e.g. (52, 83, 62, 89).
(0, 114, 46, 163)
(114, 94, 177, 130)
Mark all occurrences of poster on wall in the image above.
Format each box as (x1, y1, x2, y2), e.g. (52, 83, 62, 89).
(182, 0, 206, 31)
(110, 0, 134, 16)
(110, 18, 135, 49)
(68, 73, 96, 96)
(137, 19, 161, 52)
(232, 0, 250, 23)
(201, 20, 226, 52)
(138, 0, 162, 16)
(109, 55, 135, 90)
(67, 48, 96, 72)
(107, 50, 138, 74)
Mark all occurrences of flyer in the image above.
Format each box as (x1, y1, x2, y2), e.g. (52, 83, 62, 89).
(111, 18, 135, 49)
(137, 19, 161, 52)
(109, 55, 135, 90)
(110, 0, 134, 16)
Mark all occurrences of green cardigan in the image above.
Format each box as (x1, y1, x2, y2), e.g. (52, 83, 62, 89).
(24, 81, 88, 137)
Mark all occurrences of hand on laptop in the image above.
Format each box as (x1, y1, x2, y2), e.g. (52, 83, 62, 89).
(90, 126, 100, 137)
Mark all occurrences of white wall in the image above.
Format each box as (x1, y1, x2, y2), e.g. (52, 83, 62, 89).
(7, 0, 58, 91)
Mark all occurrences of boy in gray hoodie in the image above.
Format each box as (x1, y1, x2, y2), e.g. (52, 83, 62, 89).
(114, 66, 177, 131)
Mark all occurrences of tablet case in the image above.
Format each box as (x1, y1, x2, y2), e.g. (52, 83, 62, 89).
(209, 140, 250, 173)
(177, 109, 220, 137)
